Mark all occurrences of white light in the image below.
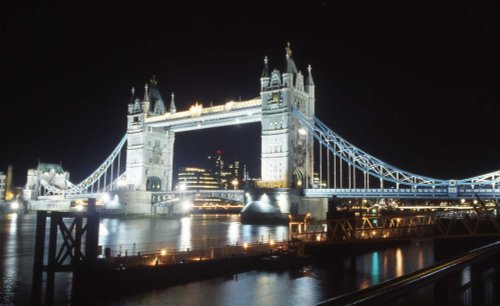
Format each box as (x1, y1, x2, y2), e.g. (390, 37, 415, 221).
(101, 193, 111, 203)
(182, 200, 192, 212)
(298, 128, 307, 136)
(179, 183, 187, 192)
(75, 204, 84, 211)
(10, 201, 19, 210)
(117, 178, 127, 188)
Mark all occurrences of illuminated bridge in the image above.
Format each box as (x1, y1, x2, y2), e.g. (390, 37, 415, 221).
(23, 44, 500, 214)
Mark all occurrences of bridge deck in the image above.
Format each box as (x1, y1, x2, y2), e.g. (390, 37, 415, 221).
(304, 188, 500, 199)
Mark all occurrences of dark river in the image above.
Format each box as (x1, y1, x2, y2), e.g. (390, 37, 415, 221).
(0, 212, 435, 305)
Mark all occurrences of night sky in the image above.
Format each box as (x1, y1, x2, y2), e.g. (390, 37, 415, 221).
(2, 1, 500, 186)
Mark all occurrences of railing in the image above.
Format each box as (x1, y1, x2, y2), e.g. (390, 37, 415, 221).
(316, 240, 500, 305)
(293, 215, 435, 242)
(293, 212, 500, 242)
(304, 187, 500, 199)
(98, 237, 289, 269)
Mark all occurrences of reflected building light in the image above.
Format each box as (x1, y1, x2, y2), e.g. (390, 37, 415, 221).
(371, 252, 380, 285)
(3, 213, 18, 303)
(180, 217, 192, 251)
(227, 222, 240, 245)
(395, 248, 403, 277)
(257, 226, 271, 243)
(276, 225, 288, 242)
(383, 251, 388, 278)
(241, 224, 252, 242)
(99, 222, 110, 237)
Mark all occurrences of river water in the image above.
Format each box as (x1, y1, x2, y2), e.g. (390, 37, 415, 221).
(0, 212, 435, 305)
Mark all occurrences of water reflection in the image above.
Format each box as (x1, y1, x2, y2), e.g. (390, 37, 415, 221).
(227, 221, 239, 245)
(180, 216, 192, 250)
(396, 248, 404, 277)
(1, 213, 18, 304)
(371, 252, 380, 284)
(0, 213, 437, 306)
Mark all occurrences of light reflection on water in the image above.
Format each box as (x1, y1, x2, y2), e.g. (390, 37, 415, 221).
(371, 251, 380, 284)
(0, 213, 436, 306)
(1, 213, 18, 304)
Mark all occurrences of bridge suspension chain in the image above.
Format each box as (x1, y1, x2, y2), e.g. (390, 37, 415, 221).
(67, 134, 128, 194)
(293, 108, 500, 189)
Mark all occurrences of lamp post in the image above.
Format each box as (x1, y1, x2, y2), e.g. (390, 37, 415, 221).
(231, 179, 239, 190)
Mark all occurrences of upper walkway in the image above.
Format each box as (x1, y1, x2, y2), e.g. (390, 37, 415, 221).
(145, 98, 262, 132)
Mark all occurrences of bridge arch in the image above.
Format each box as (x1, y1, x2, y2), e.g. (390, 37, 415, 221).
(292, 168, 306, 189)
(146, 176, 162, 191)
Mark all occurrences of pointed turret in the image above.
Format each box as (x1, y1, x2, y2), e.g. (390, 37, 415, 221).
(128, 86, 140, 114)
(261, 56, 270, 78)
(130, 86, 135, 103)
(143, 83, 149, 102)
(149, 75, 166, 115)
(142, 83, 150, 114)
(306, 64, 314, 86)
(285, 42, 298, 74)
(261, 56, 271, 91)
(170, 92, 176, 114)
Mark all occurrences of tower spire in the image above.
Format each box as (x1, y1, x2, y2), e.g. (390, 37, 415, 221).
(170, 92, 176, 113)
(143, 83, 149, 102)
(306, 64, 314, 86)
(285, 41, 298, 74)
(261, 56, 270, 78)
(130, 86, 135, 103)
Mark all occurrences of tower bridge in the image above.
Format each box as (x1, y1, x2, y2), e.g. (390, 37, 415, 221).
(23, 44, 500, 219)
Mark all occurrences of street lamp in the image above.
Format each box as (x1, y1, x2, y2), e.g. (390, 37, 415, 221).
(231, 179, 239, 190)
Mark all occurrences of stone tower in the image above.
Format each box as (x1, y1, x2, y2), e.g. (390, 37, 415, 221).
(259, 43, 315, 189)
(126, 80, 175, 192)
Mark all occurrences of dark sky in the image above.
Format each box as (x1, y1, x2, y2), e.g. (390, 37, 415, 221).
(2, 1, 500, 186)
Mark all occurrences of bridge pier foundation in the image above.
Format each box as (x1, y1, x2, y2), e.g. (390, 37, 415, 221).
(241, 187, 327, 223)
(118, 190, 154, 215)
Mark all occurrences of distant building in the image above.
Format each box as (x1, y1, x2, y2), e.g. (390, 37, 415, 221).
(207, 150, 224, 181)
(0, 171, 5, 203)
(23, 163, 70, 201)
(4, 165, 13, 201)
(176, 167, 242, 213)
(206, 150, 243, 189)
(176, 167, 221, 190)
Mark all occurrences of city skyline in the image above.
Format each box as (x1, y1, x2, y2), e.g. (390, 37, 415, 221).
(2, 2, 500, 186)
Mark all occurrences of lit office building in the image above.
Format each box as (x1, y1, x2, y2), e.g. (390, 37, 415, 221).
(176, 166, 243, 214)
(177, 167, 221, 190)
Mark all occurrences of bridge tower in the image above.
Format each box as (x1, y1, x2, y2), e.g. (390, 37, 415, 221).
(259, 43, 315, 189)
(126, 79, 175, 193)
